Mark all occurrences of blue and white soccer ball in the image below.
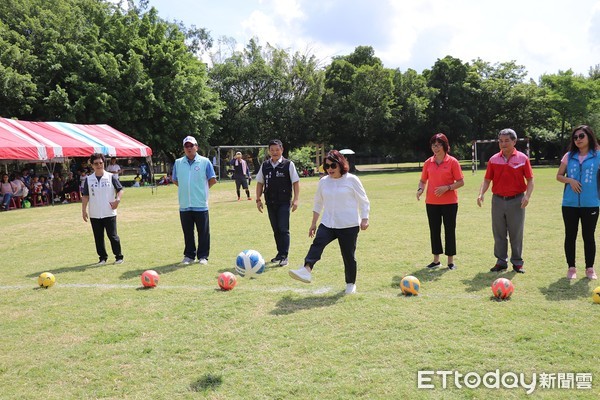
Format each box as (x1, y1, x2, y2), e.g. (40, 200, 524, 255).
(235, 249, 265, 277)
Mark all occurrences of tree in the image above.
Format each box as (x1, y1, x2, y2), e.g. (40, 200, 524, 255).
(319, 46, 394, 152)
(0, 0, 223, 160)
(208, 38, 324, 150)
(540, 70, 596, 140)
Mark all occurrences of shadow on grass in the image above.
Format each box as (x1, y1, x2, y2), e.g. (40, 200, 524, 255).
(189, 373, 223, 392)
(216, 261, 282, 276)
(539, 277, 594, 301)
(119, 263, 189, 280)
(461, 271, 516, 293)
(390, 267, 450, 288)
(270, 292, 345, 315)
(26, 263, 106, 278)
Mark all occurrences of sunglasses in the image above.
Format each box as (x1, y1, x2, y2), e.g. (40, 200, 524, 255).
(324, 162, 338, 170)
(184, 143, 195, 148)
(573, 133, 586, 140)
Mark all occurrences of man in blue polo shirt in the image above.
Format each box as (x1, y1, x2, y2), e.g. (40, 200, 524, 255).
(173, 136, 217, 265)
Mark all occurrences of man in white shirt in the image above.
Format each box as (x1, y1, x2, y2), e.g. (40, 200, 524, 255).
(255, 139, 300, 267)
(106, 157, 122, 176)
(82, 153, 124, 265)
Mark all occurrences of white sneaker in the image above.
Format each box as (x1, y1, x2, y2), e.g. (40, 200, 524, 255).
(289, 266, 312, 283)
(114, 259, 124, 265)
(345, 283, 356, 294)
(95, 260, 107, 266)
(198, 258, 208, 265)
(181, 257, 194, 265)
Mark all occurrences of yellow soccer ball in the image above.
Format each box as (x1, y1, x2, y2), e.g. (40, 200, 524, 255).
(38, 272, 56, 288)
(400, 275, 421, 296)
(592, 287, 600, 304)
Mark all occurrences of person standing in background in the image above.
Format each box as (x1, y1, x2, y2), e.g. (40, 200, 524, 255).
(477, 129, 534, 274)
(173, 136, 217, 265)
(556, 125, 599, 280)
(417, 133, 464, 270)
(230, 151, 252, 201)
(82, 153, 124, 265)
(255, 139, 300, 267)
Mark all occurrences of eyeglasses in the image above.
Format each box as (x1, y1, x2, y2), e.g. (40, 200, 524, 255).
(324, 162, 338, 170)
(431, 143, 443, 148)
(92, 161, 104, 165)
(573, 133, 586, 140)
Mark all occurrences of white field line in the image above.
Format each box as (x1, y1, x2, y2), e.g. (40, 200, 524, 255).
(0, 283, 334, 294)
(0, 283, 487, 299)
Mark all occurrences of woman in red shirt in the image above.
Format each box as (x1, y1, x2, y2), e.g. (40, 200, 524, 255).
(417, 133, 465, 270)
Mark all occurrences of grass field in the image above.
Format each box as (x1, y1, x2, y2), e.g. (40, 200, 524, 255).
(1, 166, 598, 399)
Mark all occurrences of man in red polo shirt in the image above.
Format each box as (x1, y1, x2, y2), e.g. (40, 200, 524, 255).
(477, 129, 534, 273)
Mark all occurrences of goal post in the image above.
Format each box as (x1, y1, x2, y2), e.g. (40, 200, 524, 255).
(471, 138, 530, 174)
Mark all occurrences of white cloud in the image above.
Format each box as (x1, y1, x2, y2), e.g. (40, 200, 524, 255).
(149, 0, 600, 78)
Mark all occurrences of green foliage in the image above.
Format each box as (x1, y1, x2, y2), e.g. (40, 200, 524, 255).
(0, 2, 598, 165)
(320, 46, 395, 152)
(208, 38, 324, 149)
(288, 145, 316, 172)
(0, 0, 223, 160)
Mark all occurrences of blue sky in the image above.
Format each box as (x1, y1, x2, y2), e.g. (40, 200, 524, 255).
(140, 0, 600, 80)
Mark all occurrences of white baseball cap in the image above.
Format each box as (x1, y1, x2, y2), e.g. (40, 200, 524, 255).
(183, 136, 197, 145)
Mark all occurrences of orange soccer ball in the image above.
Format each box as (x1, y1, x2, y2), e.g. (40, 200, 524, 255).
(218, 272, 237, 291)
(141, 270, 160, 288)
(491, 277, 514, 300)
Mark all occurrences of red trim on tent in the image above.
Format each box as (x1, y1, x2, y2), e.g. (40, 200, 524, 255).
(0, 118, 152, 160)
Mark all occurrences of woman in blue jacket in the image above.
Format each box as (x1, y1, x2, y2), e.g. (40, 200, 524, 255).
(556, 125, 599, 280)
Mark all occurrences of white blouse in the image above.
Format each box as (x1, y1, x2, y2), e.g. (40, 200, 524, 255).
(313, 173, 370, 229)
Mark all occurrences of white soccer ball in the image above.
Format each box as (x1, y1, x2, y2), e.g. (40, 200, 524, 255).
(235, 250, 265, 277)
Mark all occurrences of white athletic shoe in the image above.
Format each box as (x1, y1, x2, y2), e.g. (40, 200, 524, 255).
(95, 260, 107, 266)
(181, 257, 195, 265)
(289, 266, 312, 283)
(198, 258, 208, 265)
(114, 259, 124, 265)
(345, 283, 356, 294)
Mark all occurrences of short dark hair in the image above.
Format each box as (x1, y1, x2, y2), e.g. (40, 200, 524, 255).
(429, 133, 450, 153)
(268, 139, 283, 148)
(90, 153, 105, 164)
(325, 150, 349, 175)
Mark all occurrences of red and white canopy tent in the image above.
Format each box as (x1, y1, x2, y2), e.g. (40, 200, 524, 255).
(0, 117, 155, 197)
(0, 117, 152, 161)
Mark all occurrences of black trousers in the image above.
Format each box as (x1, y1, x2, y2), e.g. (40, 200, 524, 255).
(562, 206, 599, 268)
(304, 224, 360, 284)
(235, 176, 250, 198)
(90, 216, 122, 262)
(425, 203, 458, 256)
(266, 203, 291, 259)
(180, 210, 210, 260)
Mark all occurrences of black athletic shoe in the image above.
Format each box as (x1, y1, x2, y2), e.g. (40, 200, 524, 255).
(513, 265, 525, 274)
(426, 261, 441, 269)
(490, 264, 508, 272)
(448, 263, 457, 270)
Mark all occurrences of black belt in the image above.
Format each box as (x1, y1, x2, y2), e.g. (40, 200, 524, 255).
(493, 193, 523, 200)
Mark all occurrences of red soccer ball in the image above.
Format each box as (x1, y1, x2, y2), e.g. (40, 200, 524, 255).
(218, 272, 237, 291)
(141, 270, 160, 288)
(491, 277, 514, 300)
